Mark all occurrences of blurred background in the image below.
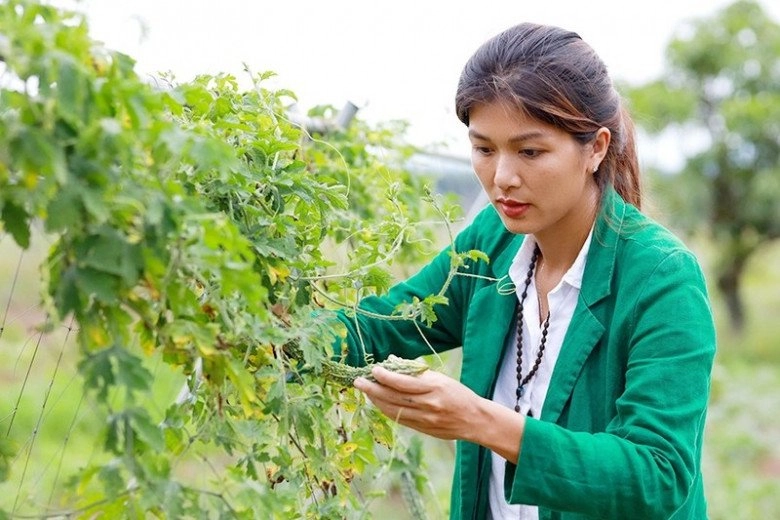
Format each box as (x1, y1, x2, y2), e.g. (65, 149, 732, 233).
(2, 0, 779, 517)
(50, 0, 780, 157)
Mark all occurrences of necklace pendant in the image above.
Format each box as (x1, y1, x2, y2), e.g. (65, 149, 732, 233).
(515, 385, 525, 399)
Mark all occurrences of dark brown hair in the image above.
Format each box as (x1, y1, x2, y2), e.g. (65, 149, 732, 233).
(455, 23, 641, 208)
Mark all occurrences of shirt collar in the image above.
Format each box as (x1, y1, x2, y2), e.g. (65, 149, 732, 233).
(508, 226, 594, 292)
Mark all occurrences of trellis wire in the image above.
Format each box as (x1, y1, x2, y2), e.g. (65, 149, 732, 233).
(0, 249, 24, 342)
(10, 321, 48, 515)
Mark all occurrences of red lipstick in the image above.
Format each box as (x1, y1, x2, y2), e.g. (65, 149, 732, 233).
(496, 198, 530, 218)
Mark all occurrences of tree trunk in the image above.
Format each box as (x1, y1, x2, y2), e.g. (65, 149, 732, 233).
(717, 262, 745, 332)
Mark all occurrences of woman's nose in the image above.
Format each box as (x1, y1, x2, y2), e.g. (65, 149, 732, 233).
(494, 154, 520, 191)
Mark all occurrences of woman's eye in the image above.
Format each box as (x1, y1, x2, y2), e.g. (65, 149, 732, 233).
(473, 146, 492, 155)
(520, 149, 540, 158)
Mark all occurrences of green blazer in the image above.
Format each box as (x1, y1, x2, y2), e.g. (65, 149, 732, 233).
(337, 188, 716, 519)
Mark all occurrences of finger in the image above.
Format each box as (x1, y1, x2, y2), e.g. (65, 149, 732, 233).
(371, 402, 444, 437)
(353, 381, 410, 417)
(353, 383, 451, 436)
(377, 402, 425, 428)
(369, 366, 432, 394)
(354, 376, 419, 408)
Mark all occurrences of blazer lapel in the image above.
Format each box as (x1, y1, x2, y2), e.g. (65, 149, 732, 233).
(460, 233, 524, 398)
(540, 189, 626, 424)
(540, 305, 605, 423)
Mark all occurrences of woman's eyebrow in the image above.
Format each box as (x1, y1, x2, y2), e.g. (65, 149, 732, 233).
(467, 129, 547, 142)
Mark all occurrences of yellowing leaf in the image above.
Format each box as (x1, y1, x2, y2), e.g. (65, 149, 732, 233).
(24, 172, 39, 189)
(267, 263, 290, 285)
(338, 442, 358, 456)
(84, 321, 110, 348)
(225, 358, 257, 417)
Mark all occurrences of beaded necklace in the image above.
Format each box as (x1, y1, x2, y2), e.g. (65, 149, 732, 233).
(514, 244, 550, 415)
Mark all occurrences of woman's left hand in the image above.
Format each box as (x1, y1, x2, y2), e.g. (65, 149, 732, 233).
(353, 366, 483, 441)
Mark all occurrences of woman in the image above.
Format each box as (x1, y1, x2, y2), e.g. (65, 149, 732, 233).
(342, 23, 716, 519)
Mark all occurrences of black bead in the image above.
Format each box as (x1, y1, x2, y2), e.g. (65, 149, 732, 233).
(513, 244, 550, 414)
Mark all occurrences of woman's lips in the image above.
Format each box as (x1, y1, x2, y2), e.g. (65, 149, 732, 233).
(496, 199, 530, 218)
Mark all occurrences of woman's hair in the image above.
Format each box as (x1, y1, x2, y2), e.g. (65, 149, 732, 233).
(455, 23, 641, 208)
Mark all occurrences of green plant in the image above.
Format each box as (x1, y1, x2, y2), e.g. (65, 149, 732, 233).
(0, 1, 480, 517)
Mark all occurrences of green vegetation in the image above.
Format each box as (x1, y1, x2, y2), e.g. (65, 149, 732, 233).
(626, 0, 780, 331)
(0, 1, 464, 517)
(696, 240, 780, 518)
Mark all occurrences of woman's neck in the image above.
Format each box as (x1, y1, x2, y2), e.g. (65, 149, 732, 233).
(534, 189, 599, 276)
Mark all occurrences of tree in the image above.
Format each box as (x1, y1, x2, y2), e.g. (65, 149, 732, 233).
(626, 0, 780, 331)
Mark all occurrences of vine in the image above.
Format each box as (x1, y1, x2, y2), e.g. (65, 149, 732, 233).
(0, 1, 488, 518)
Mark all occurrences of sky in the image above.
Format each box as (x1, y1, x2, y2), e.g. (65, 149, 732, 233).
(62, 0, 779, 160)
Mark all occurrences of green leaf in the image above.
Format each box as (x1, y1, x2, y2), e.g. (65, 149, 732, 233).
(79, 228, 142, 285)
(9, 126, 67, 183)
(224, 357, 258, 417)
(165, 281, 201, 317)
(45, 184, 84, 232)
(362, 266, 394, 293)
(79, 347, 116, 401)
(419, 295, 446, 327)
(98, 458, 125, 494)
(78, 345, 151, 400)
(464, 249, 489, 264)
(180, 83, 214, 114)
(56, 56, 88, 127)
(52, 264, 81, 317)
(104, 413, 121, 454)
(113, 347, 153, 394)
(129, 407, 165, 453)
(1, 200, 31, 248)
(624, 80, 698, 133)
(76, 267, 120, 304)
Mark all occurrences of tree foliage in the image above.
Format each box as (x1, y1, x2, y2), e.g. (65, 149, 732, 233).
(0, 1, 476, 517)
(626, 0, 780, 330)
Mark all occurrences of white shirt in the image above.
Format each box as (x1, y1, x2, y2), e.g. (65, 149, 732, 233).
(488, 230, 593, 520)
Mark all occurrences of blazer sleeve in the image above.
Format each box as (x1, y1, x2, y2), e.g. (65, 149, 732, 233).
(506, 249, 716, 519)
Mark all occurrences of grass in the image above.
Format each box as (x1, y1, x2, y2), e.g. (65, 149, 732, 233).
(1, 228, 779, 518)
(697, 240, 780, 519)
(704, 360, 780, 519)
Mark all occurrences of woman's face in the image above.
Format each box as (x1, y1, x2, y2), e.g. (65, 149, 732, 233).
(468, 100, 607, 239)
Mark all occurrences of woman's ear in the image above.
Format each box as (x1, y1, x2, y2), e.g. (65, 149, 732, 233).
(590, 127, 611, 171)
